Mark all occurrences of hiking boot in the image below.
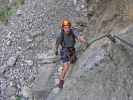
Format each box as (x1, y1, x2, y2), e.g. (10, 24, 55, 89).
(58, 80, 64, 89)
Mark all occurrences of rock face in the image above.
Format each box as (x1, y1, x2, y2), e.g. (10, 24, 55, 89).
(128, 1, 133, 21)
(0, 0, 9, 7)
(50, 0, 133, 100)
(0, 0, 87, 99)
(0, 0, 133, 100)
(53, 35, 133, 100)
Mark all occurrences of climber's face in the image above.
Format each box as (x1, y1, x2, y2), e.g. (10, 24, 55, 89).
(63, 26, 71, 34)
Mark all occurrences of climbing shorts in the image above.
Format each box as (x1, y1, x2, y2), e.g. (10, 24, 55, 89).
(60, 47, 77, 64)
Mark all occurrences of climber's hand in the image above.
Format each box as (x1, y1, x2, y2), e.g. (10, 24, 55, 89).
(79, 36, 87, 44)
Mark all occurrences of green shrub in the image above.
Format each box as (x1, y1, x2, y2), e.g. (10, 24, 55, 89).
(0, 7, 9, 23)
(15, 0, 25, 7)
(0, 0, 24, 24)
(16, 96, 21, 100)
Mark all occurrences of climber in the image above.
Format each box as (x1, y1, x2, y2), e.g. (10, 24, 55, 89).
(55, 19, 86, 89)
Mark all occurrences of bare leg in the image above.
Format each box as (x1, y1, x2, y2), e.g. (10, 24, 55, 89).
(60, 63, 70, 80)
(64, 64, 72, 80)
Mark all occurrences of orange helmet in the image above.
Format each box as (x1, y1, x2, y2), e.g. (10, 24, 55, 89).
(61, 19, 71, 28)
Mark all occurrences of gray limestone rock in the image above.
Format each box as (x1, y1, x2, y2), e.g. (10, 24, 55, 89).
(0, 0, 133, 100)
(5, 86, 17, 97)
(7, 56, 17, 67)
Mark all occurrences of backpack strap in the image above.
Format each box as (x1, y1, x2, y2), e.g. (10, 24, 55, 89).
(60, 29, 65, 47)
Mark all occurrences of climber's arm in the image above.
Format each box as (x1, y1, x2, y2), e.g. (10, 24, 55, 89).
(73, 29, 86, 44)
(55, 33, 62, 55)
